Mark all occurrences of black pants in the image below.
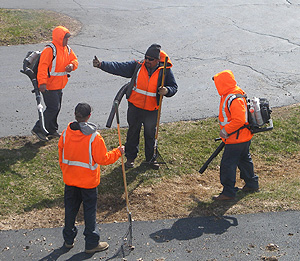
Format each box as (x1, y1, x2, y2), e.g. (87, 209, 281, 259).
(220, 140, 259, 197)
(33, 89, 62, 134)
(125, 102, 158, 162)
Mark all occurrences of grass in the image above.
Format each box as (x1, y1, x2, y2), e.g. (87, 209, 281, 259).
(1, 104, 300, 219)
(0, 8, 81, 46)
(1, 9, 300, 227)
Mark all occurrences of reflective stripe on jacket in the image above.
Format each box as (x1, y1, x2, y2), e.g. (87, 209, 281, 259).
(58, 123, 121, 189)
(213, 70, 253, 144)
(128, 51, 172, 111)
(61, 130, 98, 171)
(37, 26, 78, 90)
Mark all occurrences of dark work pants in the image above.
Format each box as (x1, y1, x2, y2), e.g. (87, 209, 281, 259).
(125, 102, 158, 162)
(220, 140, 259, 197)
(33, 89, 62, 134)
(63, 185, 100, 250)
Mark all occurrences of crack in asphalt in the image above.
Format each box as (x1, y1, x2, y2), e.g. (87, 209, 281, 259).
(230, 18, 300, 48)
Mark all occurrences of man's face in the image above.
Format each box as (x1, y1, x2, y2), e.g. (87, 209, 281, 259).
(145, 56, 159, 69)
(63, 36, 69, 47)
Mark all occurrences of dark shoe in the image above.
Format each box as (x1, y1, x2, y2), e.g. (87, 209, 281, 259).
(149, 160, 160, 170)
(85, 242, 109, 254)
(125, 159, 134, 169)
(64, 242, 74, 249)
(212, 194, 235, 201)
(48, 131, 61, 138)
(31, 129, 48, 142)
(242, 186, 259, 193)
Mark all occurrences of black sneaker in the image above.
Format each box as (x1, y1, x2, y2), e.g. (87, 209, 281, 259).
(48, 132, 61, 138)
(125, 159, 134, 169)
(149, 160, 160, 170)
(31, 129, 48, 142)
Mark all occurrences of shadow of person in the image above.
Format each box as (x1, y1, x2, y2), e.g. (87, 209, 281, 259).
(150, 215, 238, 243)
(150, 191, 250, 243)
(38, 245, 72, 261)
(97, 162, 157, 218)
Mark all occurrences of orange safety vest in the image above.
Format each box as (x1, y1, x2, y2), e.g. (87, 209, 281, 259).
(58, 124, 121, 189)
(214, 70, 253, 144)
(128, 51, 172, 111)
(37, 26, 78, 90)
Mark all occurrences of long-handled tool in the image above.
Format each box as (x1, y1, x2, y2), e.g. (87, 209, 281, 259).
(150, 55, 168, 165)
(199, 139, 225, 174)
(114, 100, 134, 253)
(21, 51, 49, 136)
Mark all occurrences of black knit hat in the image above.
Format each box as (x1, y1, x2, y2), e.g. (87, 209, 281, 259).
(75, 103, 91, 119)
(145, 44, 161, 59)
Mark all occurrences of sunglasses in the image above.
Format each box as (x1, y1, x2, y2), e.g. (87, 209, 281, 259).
(144, 56, 155, 61)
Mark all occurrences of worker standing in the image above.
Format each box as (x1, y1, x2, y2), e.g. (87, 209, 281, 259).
(58, 102, 124, 253)
(212, 70, 259, 201)
(93, 44, 178, 169)
(32, 26, 78, 141)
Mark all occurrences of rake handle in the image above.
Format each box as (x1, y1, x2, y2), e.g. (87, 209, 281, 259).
(155, 55, 168, 140)
(114, 101, 130, 213)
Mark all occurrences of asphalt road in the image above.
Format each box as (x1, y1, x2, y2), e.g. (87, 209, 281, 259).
(1, 1, 300, 260)
(1, 211, 299, 260)
(1, 0, 300, 136)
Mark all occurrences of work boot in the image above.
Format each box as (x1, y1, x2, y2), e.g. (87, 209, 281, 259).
(48, 131, 61, 139)
(64, 242, 74, 249)
(85, 242, 109, 254)
(241, 186, 259, 193)
(31, 129, 48, 142)
(149, 160, 160, 170)
(212, 194, 235, 201)
(125, 159, 134, 169)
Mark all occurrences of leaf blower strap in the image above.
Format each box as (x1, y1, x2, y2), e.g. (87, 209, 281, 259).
(125, 62, 142, 98)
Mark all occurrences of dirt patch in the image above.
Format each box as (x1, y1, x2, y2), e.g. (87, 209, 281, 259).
(1, 153, 299, 231)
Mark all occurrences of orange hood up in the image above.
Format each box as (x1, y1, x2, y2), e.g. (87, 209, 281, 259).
(213, 70, 243, 96)
(52, 26, 70, 47)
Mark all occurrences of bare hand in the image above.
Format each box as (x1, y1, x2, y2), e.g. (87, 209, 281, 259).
(118, 145, 125, 154)
(158, 86, 168, 96)
(39, 84, 47, 93)
(65, 64, 74, 73)
(93, 56, 101, 68)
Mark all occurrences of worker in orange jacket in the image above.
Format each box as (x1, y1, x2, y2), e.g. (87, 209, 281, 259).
(212, 70, 259, 201)
(58, 102, 124, 253)
(32, 26, 78, 142)
(93, 44, 178, 169)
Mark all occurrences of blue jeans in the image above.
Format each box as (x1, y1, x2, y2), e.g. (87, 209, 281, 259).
(220, 140, 259, 197)
(125, 102, 158, 162)
(63, 185, 100, 250)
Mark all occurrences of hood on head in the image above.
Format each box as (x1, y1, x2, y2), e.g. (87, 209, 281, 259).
(52, 26, 70, 47)
(213, 70, 239, 96)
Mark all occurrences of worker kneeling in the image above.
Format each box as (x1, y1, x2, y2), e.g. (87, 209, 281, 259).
(212, 70, 259, 201)
(58, 103, 124, 253)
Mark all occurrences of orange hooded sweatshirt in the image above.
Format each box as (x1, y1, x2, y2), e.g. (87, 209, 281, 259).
(213, 70, 253, 144)
(37, 26, 78, 90)
(58, 122, 121, 189)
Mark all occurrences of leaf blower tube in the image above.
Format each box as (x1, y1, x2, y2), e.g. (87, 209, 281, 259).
(20, 53, 49, 136)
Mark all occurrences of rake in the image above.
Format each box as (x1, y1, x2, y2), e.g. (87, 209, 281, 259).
(112, 100, 134, 258)
(149, 55, 168, 167)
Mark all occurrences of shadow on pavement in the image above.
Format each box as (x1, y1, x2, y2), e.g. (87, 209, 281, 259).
(150, 191, 251, 243)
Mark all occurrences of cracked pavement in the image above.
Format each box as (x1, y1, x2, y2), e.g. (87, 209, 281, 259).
(1, 0, 300, 137)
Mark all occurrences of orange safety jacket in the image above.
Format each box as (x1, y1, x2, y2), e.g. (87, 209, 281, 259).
(213, 70, 253, 144)
(128, 51, 172, 111)
(58, 123, 121, 189)
(37, 26, 78, 90)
